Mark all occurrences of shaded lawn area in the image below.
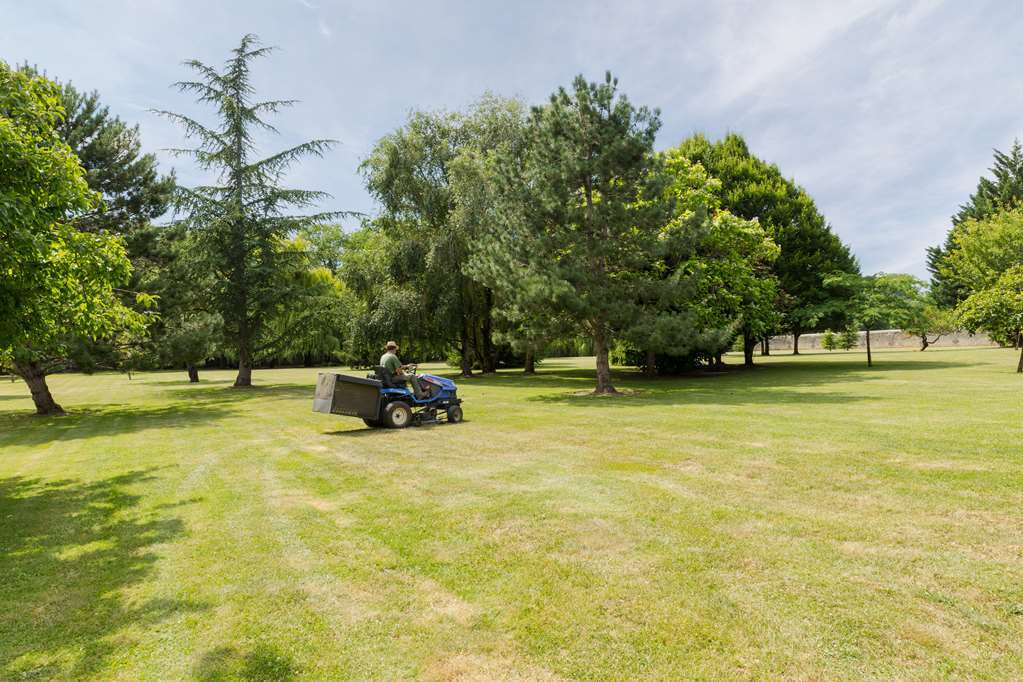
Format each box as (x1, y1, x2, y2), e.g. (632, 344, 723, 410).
(1, 348, 1021, 679)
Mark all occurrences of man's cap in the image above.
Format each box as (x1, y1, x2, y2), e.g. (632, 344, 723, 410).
(385, 341, 399, 350)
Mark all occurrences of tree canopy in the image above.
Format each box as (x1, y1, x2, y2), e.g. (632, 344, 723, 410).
(928, 140, 1023, 307)
(676, 133, 858, 352)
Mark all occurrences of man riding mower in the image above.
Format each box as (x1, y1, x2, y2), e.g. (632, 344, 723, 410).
(312, 341, 463, 429)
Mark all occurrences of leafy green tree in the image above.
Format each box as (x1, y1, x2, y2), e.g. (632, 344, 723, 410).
(627, 149, 779, 372)
(336, 223, 444, 366)
(677, 133, 858, 355)
(826, 273, 925, 367)
(957, 266, 1023, 372)
(361, 95, 526, 375)
(904, 303, 958, 351)
(138, 226, 223, 382)
(19, 65, 177, 376)
(1, 62, 150, 414)
(471, 73, 661, 393)
(940, 208, 1023, 295)
(298, 223, 346, 272)
(257, 236, 353, 367)
(155, 34, 343, 387)
(928, 140, 1023, 307)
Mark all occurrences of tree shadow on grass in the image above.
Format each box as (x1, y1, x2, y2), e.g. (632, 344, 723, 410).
(0, 401, 238, 449)
(463, 356, 985, 408)
(161, 382, 313, 405)
(193, 644, 298, 681)
(0, 469, 207, 679)
(0, 382, 316, 448)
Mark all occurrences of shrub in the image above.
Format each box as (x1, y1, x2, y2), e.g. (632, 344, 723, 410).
(821, 329, 837, 352)
(839, 327, 859, 350)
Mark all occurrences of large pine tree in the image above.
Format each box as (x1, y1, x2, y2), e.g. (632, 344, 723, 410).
(156, 34, 342, 387)
(473, 73, 661, 394)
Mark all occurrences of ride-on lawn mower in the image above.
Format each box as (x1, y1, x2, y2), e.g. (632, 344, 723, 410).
(312, 364, 463, 429)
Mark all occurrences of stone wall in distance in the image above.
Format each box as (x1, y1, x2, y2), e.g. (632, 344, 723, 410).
(768, 329, 997, 352)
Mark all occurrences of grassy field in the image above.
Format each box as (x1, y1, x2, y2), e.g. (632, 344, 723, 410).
(1, 348, 1021, 680)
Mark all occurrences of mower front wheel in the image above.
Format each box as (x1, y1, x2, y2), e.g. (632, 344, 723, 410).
(383, 401, 412, 429)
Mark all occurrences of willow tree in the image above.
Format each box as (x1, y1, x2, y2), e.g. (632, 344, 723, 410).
(156, 34, 341, 387)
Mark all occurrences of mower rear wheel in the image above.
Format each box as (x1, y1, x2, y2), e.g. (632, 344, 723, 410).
(383, 401, 412, 429)
(446, 405, 463, 424)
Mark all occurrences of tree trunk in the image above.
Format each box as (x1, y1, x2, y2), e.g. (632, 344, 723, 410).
(523, 347, 535, 375)
(593, 328, 616, 394)
(715, 352, 724, 368)
(187, 364, 200, 383)
(920, 337, 930, 351)
(14, 361, 64, 416)
(866, 328, 873, 367)
(1017, 345, 1023, 373)
(235, 343, 252, 387)
(761, 338, 770, 356)
(644, 349, 657, 377)
(481, 289, 497, 373)
(792, 332, 800, 355)
(459, 320, 473, 378)
(743, 329, 755, 368)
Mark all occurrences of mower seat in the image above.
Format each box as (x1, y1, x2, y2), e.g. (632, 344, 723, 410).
(372, 366, 398, 388)
(373, 365, 428, 399)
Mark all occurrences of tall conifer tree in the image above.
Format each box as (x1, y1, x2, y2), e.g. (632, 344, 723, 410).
(156, 34, 341, 386)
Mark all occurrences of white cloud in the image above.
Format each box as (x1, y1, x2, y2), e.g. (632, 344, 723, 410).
(5, 0, 1020, 274)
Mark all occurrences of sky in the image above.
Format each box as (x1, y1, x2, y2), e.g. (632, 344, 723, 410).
(4, 0, 1022, 276)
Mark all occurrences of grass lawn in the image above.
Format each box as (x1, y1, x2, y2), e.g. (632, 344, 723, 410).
(1, 348, 1022, 680)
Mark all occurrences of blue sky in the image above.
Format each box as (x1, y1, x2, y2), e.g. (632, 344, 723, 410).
(5, 0, 1022, 276)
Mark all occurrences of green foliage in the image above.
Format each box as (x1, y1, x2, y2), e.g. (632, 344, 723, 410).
(298, 223, 346, 272)
(471, 73, 661, 393)
(335, 223, 443, 367)
(156, 35, 344, 386)
(676, 133, 858, 337)
(940, 207, 1023, 295)
(904, 304, 958, 350)
(17, 65, 177, 376)
(257, 237, 353, 365)
(360, 95, 527, 374)
(16, 65, 176, 237)
(0, 61, 151, 412)
(839, 327, 859, 351)
(825, 272, 925, 365)
(622, 148, 778, 370)
(821, 329, 837, 352)
(928, 140, 1023, 307)
(957, 266, 1023, 366)
(827, 272, 925, 332)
